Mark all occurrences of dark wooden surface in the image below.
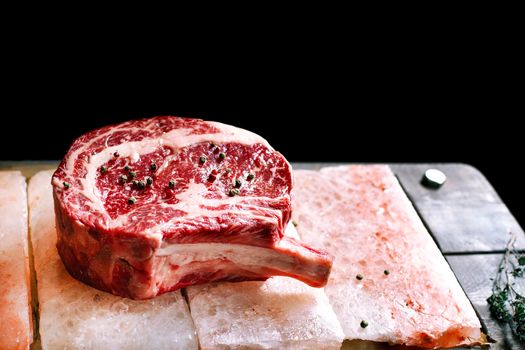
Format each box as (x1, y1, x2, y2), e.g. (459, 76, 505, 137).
(391, 163, 525, 253)
(2, 161, 524, 348)
(447, 255, 524, 350)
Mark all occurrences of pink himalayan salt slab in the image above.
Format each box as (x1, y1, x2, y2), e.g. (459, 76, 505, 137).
(292, 165, 484, 348)
(187, 225, 344, 350)
(0, 171, 32, 350)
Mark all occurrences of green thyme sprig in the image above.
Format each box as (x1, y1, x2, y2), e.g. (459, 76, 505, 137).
(487, 232, 525, 342)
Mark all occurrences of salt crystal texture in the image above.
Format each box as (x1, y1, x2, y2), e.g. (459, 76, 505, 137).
(187, 224, 344, 350)
(0, 171, 32, 350)
(292, 165, 483, 348)
(29, 171, 198, 350)
(188, 276, 344, 350)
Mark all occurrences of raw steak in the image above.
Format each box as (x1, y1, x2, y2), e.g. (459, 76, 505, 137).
(52, 116, 332, 299)
(292, 165, 484, 348)
(187, 224, 344, 350)
(0, 171, 32, 350)
(29, 171, 198, 349)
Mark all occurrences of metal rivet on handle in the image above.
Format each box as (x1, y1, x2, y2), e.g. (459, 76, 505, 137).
(421, 169, 447, 189)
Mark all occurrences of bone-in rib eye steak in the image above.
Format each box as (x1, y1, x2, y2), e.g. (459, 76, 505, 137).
(52, 116, 332, 299)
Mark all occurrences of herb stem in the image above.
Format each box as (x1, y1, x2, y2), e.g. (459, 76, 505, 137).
(488, 232, 525, 341)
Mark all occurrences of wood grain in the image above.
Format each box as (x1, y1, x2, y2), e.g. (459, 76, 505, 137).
(392, 163, 525, 253)
(447, 254, 524, 349)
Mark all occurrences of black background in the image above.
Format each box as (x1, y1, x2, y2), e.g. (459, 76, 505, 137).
(2, 20, 523, 225)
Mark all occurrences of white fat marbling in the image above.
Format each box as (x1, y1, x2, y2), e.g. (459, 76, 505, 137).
(56, 119, 275, 230)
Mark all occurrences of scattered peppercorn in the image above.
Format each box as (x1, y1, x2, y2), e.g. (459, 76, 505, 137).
(132, 180, 138, 186)
(292, 221, 298, 227)
(137, 180, 146, 189)
(150, 163, 157, 171)
(384, 270, 390, 275)
(169, 179, 176, 188)
(129, 171, 137, 179)
(146, 176, 153, 185)
(225, 168, 232, 173)
(356, 274, 363, 280)
(229, 188, 240, 197)
(219, 152, 226, 160)
(234, 179, 242, 188)
(128, 197, 136, 204)
(360, 320, 368, 328)
(119, 175, 128, 184)
(100, 165, 108, 173)
(199, 156, 207, 164)
(113, 151, 119, 157)
(247, 173, 255, 180)
(124, 165, 131, 171)
(209, 142, 216, 148)
(63, 181, 70, 189)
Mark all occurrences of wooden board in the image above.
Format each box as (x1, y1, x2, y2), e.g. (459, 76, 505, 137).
(446, 254, 524, 350)
(2, 161, 524, 349)
(391, 163, 525, 253)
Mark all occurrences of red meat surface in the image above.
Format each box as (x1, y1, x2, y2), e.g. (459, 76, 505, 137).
(52, 116, 332, 299)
